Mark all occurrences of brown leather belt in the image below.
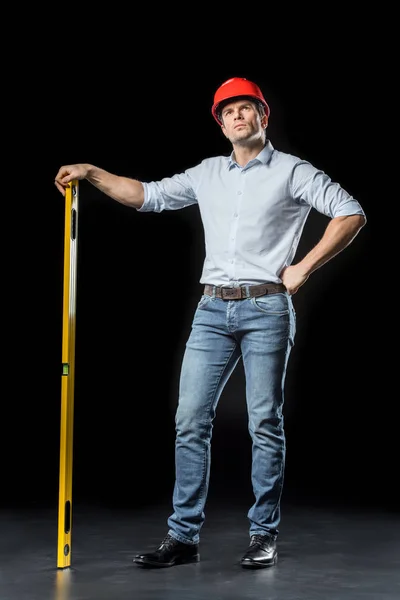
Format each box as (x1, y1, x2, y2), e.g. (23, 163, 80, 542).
(204, 283, 286, 300)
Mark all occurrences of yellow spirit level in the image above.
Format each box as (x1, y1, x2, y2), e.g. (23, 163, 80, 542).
(57, 180, 79, 568)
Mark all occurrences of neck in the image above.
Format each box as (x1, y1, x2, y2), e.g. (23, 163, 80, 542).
(232, 140, 265, 167)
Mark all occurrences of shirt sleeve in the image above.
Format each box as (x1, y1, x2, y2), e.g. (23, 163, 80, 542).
(290, 160, 366, 220)
(138, 171, 198, 213)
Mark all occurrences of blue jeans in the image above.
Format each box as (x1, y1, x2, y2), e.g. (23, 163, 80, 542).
(167, 289, 296, 544)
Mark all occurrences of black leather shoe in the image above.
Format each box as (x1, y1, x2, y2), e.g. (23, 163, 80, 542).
(133, 534, 200, 568)
(240, 533, 278, 569)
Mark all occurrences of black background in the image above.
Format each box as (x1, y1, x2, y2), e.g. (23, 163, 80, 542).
(6, 17, 394, 517)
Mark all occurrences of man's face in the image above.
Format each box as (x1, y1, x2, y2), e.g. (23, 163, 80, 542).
(220, 99, 267, 145)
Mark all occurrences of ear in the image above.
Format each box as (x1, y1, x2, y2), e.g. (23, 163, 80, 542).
(262, 114, 269, 129)
(221, 123, 229, 138)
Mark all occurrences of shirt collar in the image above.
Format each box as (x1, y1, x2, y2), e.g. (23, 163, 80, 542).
(227, 140, 274, 170)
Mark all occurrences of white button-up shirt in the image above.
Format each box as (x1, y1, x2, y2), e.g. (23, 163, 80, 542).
(139, 141, 366, 286)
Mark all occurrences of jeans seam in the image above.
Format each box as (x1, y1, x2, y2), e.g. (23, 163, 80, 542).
(195, 343, 238, 519)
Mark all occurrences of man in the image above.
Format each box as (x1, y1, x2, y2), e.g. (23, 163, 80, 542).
(54, 77, 366, 569)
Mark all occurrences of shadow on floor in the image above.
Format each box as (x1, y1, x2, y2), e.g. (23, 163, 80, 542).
(1, 500, 399, 600)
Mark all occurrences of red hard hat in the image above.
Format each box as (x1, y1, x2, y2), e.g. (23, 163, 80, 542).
(212, 77, 270, 125)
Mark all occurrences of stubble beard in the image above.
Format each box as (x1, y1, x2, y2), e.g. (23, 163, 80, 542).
(230, 128, 262, 148)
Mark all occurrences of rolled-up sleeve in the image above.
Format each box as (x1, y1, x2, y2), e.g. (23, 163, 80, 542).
(138, 171, 198, 213)
(291, 160, 366, 220)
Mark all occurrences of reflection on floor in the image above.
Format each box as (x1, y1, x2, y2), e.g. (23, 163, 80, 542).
(1, 500, 399, 600)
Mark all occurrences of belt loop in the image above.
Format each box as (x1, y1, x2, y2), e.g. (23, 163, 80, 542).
(211, 286, 216, 299)
(243, 285, 250, 299)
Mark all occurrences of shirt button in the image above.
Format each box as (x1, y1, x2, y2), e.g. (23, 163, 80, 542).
(237, 191, 242, 195)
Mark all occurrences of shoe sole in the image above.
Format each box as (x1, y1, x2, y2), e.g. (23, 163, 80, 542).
(133, 554, 200, 568)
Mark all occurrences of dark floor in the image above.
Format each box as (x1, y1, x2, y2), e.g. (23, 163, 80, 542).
(1, 500, 399, 600)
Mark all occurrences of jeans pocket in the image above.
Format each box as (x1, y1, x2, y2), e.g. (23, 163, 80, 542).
(197, 294, 213, 309)
(252, 293, 289, 315)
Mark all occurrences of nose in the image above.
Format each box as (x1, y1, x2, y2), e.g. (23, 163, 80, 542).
(233, 109, 244, 120)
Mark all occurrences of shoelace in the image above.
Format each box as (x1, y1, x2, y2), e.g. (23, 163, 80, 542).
(250, 534, 272, 548)
(159, 535, 177, 550)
